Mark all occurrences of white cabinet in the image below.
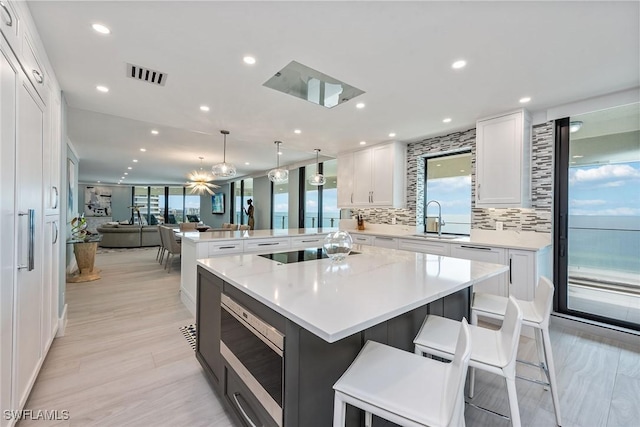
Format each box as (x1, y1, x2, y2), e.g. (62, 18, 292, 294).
(43, 216, 59, 348)
(373, 236, 398, 249)
(0, 0, 21, 54)
(450, 244, 508, 296)
(290, 234, 327, 249)
(475, 109, 531, 207)
(398, 238, 451, 256)
(208, 240, 243, 256)
(43, 83, 61, 214)
(351, 234, 374, 245)
(337, 142, 406, 208)
(243, 237, 291, 253)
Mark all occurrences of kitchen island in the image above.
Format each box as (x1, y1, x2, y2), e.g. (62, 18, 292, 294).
(180, 228, 337, 315)
(196, 245, 508, 427)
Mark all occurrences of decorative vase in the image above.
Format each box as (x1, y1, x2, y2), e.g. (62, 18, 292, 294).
(323, 231, 353, 262)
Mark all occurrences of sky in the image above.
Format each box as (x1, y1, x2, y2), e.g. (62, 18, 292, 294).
(569, 161, 640, 216)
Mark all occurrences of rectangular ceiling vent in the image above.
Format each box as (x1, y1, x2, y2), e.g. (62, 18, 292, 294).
(126, 63, 167, 86)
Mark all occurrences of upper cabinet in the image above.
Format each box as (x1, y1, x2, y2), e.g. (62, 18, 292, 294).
(337, 142, 406, 208)
(475, 109, 532, 208)
(0, 0, 22, 54)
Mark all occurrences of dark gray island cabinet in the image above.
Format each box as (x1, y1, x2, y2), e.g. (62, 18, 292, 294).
(195, 248, 508, 427)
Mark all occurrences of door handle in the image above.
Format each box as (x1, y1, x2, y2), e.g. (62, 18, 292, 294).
(0, 1, 13, 26)
(53, 221, 59, 244)
(232, 393, 258, 427)
(477, 183, 481, 200)
(509, 257, 512, 284)
(18, 210, 35, 271)
(459, 245, 491, 251)
(52, 186, 59, 209)
(32, 69, 44, 84)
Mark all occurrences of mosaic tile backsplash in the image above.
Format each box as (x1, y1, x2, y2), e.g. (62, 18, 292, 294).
(351, 121, 554, 233)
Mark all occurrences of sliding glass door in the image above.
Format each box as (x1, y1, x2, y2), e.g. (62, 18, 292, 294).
(555, 103, 640, 329)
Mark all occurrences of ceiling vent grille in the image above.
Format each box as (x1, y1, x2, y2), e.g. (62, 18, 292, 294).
(126, 63, 167, 86)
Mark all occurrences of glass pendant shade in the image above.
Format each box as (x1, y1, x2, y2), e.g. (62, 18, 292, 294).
(188, 157, 220, 195)
(212, 130, 237, 178)
(309, 148, 326, 186)
(268, 141, 289, 183)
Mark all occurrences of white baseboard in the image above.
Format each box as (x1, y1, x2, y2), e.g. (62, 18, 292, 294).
(56, 304, 68, 337)
(180, 288, 196, 318)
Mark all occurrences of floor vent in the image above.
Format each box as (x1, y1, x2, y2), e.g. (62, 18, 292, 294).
(126, 63, 167, 86)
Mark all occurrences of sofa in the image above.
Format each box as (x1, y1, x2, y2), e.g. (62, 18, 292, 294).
(96, 224, 161, 248)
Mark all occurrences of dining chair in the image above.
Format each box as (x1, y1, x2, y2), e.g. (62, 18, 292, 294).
(471, 276, 561, 426)
(414, 298, 523, 426)
(179, 222, 197, 232)
(161, 226, 182, 273)
(156, 226, 166, 263)
(333, 319, 471, 427)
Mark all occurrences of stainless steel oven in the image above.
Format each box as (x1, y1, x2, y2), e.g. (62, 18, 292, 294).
(220, 294, 284, 426)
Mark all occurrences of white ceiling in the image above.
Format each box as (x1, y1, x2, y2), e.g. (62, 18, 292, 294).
(27, 1, 639, 185)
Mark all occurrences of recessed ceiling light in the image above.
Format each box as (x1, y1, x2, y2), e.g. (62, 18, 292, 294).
(96, 85, 109, 93)
(359, 141, 367, 145)
(519, 97, 531, 104)
(91, 23, 110, 35)
(294, 129, 301, 134)
(388, 133, 396, 138)
(572, 155, 583, 159)
(140, 148, 146, 152)
(437, 164, 441, 167)
(443, 118, 452, 123)
(460, 169, 465, 172)
(452, 60, 467, 69)
(245, 162, 250, 165)
(243, 56, 256, 65)
(356, 103, 365, 109)
(151, 130, 159, 135)
(121, 176, 125, 179)
(277, 151, 282, 155)
(97, 180, 101, 183)
(127, 166, 132, 170)
(132, 159, 138, 163)
(124, 172, 128, 175)
(200, 105, 210, 112)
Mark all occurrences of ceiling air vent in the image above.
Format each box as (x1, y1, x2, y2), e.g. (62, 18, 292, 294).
(126, 63, 167, 86)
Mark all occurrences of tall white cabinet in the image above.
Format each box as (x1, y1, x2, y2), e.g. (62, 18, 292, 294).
(475, 109, 532, 208)
(0, 2, 63, 425)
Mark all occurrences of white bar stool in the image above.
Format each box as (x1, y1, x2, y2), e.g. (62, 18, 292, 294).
(414, 297, 523, 427)
(471, 276, 562, 426)
(333, 319, 471, 427)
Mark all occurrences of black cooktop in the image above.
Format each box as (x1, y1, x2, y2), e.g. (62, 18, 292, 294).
(258, 248, 358, 264)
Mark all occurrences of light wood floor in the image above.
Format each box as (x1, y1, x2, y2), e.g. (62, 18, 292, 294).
(20, 248, 640, 427)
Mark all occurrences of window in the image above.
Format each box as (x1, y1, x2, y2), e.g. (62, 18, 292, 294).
(243, 178, 253, 226)
(167, 187, 185, 224)
(272, 182, 289, 229)
(424, 152, 472, 235)
(133, 186, 149, 224)
(149, 187, 164, 224)
(322, 159, 339, 228)
(304, 166, 319, 228)
(184, 193, 200, 222)
(233, 182, 242, 224)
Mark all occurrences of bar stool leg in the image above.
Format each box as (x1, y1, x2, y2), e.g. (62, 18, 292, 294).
(505, 376, 522, 427)
(333, 394, 347, 427)
(469, 365, 476, 399)
(542, 328, 562, 426)
(533, 328, 549, 390)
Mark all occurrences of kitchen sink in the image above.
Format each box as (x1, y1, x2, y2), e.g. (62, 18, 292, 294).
(411, 234, 459, 240)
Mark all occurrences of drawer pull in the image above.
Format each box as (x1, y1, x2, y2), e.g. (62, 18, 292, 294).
(459, 245, 491, 251)
(32, 69, 44, 84)
(376, 237, 393, 241)
(0, 1, 13, 27)
(509, 257, 512, 284)
(301, 239, 319, 243)
(232, 393, 258, 427)
(219, 246, 236, 250)
(52, 186, 59, 209)
(257, 242, 278, 246)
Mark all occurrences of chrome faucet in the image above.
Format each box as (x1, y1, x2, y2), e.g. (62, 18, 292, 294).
(425, 200, 445, 236)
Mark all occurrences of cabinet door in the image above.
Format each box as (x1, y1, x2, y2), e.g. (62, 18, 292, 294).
(371, 144, 394, 205)
(0, 41, 18, 427)
(450, 244, 507, 296)
(508, 249, 535, 301)
(336, 153, 354, 207)
(14, 72, 45, 411)
(352, 149, 372, 205)
(43, 84, 60, 214)
(42, 216, 59, 348)
(196, 268, 223, 390)
(0, 0, 21, 52)
(476, 112, 523, 206)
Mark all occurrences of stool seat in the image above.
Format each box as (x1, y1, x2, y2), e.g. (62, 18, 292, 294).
(473, 293, 544, 325)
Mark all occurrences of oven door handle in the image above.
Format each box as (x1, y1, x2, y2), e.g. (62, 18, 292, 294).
(232, 393, 259, 427)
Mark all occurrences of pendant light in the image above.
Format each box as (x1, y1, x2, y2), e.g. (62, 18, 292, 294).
(268, 141, 289, 183)
(187, 157, 220, 195)
(212, 130, 237, 178)
(308, 148, 326, 186)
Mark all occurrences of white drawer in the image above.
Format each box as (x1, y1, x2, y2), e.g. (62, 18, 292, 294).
(373, 236, 398, 249)
(243, 238, 291, 253)
(21, 30, 46, 99)
(208, 241, 243, 256)
(351, 234, 373, 245)
(398, 238, 451, 256)
(290, 235, 326, 248)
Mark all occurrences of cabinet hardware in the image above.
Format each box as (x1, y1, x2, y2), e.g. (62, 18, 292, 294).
(0, 1, 12, 27)
(52, 186, 59, 209)
(459, 245, 491, 251)
(219, 246, 236, 249)
(53, 221, 58, 244)
(509, 257, 512, 284)
(477, 183, 481, 200)
(350, 193, 353, 204)
(376, 237, 393, 240)
(301, 239, 319, 243)
(232, 393, 258, 427)
(18, 210, 35, 271)
(257, 242, 278, 246)
(32, 69, 44, 84)
(371, 192, 374, 203)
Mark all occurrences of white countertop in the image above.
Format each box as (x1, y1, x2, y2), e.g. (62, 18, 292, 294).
(340, 221, 552, 251)
(197, 245, 508, 343)
(181, 227, 338, 243)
